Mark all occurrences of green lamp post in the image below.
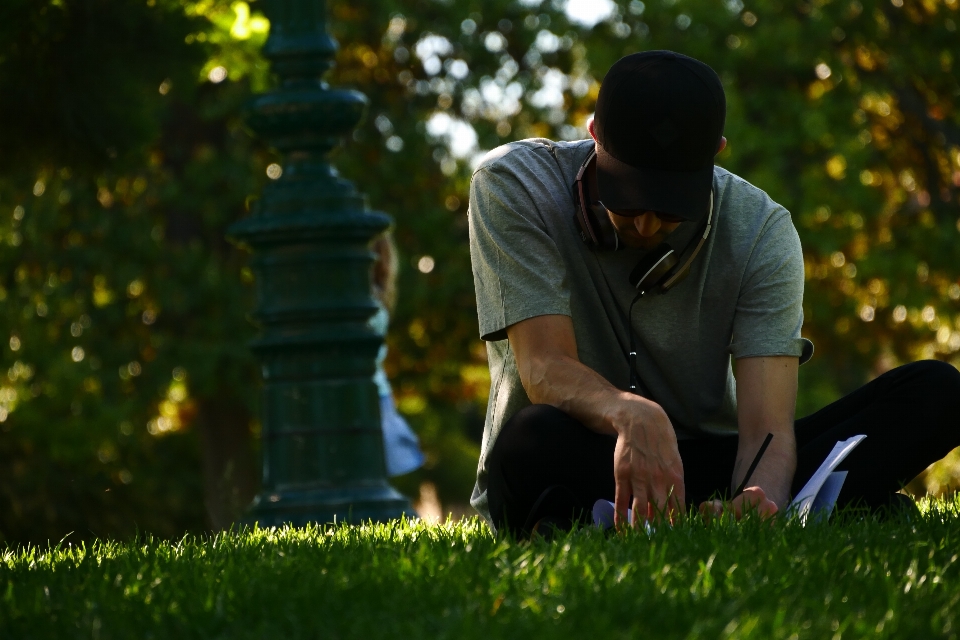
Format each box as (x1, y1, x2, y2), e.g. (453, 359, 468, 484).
(229, 0, 412, 526)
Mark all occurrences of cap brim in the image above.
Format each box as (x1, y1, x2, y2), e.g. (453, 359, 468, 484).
(595, 145, 714, 221)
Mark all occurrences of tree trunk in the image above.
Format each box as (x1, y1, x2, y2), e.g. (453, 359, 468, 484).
(196, 396, 258, 530)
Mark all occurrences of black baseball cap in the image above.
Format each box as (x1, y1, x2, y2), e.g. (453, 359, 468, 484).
(594, 50, 726, 221)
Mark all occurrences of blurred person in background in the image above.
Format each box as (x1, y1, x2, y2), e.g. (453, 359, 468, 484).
(370, 230, 425, 477)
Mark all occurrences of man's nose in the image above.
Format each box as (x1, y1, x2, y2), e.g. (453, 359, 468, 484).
(634, 213, 662, 237)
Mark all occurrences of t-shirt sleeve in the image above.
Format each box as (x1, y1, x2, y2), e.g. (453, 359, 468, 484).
(468, 164, 571, 341)
(729, 209, 814, 364)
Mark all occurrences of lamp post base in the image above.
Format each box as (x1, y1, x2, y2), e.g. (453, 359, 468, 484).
(243, 483, 413, 528)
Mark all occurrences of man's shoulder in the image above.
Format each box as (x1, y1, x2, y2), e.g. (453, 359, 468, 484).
(473, 138, 593, 176)
(713, 166, 790, 225)
(714, 166, 771, 202)
(711, 167, 801, 265)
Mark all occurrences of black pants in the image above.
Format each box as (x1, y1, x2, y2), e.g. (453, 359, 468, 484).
(487, 360, 960, 535)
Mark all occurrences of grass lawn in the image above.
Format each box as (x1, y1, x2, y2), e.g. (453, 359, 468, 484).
(3, 498, 960, 639)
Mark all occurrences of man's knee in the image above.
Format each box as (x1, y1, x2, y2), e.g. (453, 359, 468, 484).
(503, 404, 571, 434)
(919, 359, 960, 387)
(491, 404, 572, 467)
(900, 360, 960, 400)
(886, 361, 960, 440)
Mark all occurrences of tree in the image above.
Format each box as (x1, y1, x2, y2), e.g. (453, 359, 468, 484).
(0, 0, 270, 542)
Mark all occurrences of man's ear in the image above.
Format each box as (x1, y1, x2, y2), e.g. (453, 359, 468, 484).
(717, 136, 727, 154)
(588, 118, 598, 142)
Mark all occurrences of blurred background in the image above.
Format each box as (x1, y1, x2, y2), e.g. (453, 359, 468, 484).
(0, 0, 958, 545)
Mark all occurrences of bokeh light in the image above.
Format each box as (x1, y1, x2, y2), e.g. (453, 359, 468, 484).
(417, 256, 435, 274)
(208, 66, 227, 83)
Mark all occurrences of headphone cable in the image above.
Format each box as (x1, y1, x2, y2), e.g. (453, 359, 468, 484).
(627, 290, 645, 395)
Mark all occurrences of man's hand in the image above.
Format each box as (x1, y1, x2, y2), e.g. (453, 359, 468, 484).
(506, 314, 686, 530)
(613, 401, 685, 527)
(698, 486, 779, 522)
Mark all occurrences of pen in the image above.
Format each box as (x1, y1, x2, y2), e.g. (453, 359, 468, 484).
(733, 432, 774, 498)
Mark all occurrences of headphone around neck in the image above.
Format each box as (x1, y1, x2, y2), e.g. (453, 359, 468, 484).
(573, 148, 714, 295)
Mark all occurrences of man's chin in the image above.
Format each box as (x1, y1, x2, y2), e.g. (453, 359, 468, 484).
(620, 234, 665, 250)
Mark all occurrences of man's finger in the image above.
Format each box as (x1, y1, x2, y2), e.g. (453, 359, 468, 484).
(649, 487, 670, 523)
(732, 487, 777, 520)
(631, 490, 648, 527)
(758, 499, 779, 519)
(613, 475, 630, 527)
(667, 485, 685, 523)
(743, 487, 779, 520)
(613, 438, 631, 527)
(698, 500, 723, 523)
(671, 480, 686, 517)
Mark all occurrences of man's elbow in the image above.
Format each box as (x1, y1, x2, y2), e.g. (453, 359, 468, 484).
(519, 359, 552, 406)
(519, 355, 576, 407)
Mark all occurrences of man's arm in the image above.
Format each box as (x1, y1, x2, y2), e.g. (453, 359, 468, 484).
(733, 355, 798, 508)
(506, 313, 685, 524)
(702, 355, 798, 518)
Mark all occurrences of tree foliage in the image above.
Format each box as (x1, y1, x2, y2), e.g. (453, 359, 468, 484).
(0, 0, 270, 543)
(1, 0, 958, 544)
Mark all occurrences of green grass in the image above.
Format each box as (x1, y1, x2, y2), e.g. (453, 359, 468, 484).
(3, 498, 960, 639)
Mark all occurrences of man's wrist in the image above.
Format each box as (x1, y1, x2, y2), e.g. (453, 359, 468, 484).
(607, 392, 664, 436)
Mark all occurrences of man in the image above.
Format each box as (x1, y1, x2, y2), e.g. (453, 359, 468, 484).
(467, 50, 960, 537)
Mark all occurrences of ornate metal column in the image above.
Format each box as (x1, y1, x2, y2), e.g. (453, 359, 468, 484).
(229, 0, 411, 526)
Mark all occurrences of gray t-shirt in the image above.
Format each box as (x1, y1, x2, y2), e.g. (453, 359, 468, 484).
(467, 138, 813, 525)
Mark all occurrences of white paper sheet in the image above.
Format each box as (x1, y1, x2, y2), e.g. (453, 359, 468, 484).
(789, 435, 865, 524)
(807, 471, 847, 522)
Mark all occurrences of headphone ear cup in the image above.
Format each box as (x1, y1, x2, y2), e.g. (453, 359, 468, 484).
(629, 243, 678, 291)
(659, 260, 692, 292)
(589, 203, 619, 250)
